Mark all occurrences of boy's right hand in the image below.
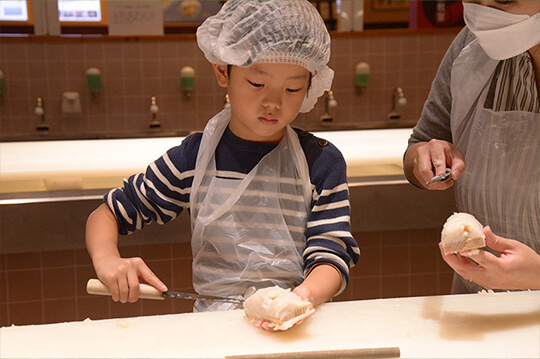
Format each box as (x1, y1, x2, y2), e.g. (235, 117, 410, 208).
(95, 256, 168, 303)
(86, 203, 168, 303)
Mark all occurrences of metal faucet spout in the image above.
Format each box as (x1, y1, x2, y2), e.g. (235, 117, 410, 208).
(35, 97, 49, 133)
(320, 90, 337, 124)
(388, 87, 407, 120)
(149, 96, 161, 129)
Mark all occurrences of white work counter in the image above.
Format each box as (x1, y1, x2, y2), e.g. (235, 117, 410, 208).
(0, 129, 412, 202)
(1, 290, 539, 358)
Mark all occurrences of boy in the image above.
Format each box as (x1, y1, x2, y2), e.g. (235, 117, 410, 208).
(86, 0, 359, 324)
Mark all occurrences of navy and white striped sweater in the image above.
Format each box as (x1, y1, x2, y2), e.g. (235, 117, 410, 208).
(106, 127, 359, 294)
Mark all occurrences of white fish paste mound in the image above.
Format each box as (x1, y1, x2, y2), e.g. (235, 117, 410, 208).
(243, 286, 315, 331)
(441, 212, 486, 254)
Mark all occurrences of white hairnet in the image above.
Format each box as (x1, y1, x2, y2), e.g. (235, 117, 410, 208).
(197, 0, 334, 113)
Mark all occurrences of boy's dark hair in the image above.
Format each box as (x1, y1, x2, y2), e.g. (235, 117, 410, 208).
(226, 64, 312, 91)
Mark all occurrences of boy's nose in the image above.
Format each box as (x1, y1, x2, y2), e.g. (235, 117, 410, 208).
(262, 92, 281, 110)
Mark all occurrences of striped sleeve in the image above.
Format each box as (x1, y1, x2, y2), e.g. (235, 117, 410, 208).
(303, 138, 360, 295)
(105, 133, 201, 235)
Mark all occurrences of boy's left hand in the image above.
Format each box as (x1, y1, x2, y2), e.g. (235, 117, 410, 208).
(292, 285, 314, 304)
(256, 287, 314, 332)
(255, 265, 340, 332)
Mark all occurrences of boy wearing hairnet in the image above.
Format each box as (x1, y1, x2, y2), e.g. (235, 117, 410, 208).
(86, 0, 359, 329)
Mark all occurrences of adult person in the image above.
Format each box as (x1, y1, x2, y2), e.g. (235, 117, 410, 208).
(403, 0, 540, 293)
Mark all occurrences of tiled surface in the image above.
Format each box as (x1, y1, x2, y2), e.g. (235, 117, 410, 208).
(0, 229, 454, 326)
(0, 31, 458, 140)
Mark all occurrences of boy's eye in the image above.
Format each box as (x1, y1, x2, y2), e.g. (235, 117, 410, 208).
(494, 0, 513, 4)
(286, 88, 303, 93)
(248, 80, 264, 88)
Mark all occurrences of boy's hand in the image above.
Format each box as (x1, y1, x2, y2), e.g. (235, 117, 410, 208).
(255, 289, 313, 332)
(255, 265, 341, 332)
(86, 203, 167, 303)
(255, 320, 278, 332)
(95, 256, 167, 303)
(292, 286, 314, 305)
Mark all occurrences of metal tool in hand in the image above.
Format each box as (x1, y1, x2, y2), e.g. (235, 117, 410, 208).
(425, 168, 452, 186)
(163, 290, 245, 304)
(87, 279, 245, 304)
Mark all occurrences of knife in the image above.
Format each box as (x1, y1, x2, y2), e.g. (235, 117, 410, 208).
(86, 279, 244, 304)
(425, 168, 453, 186)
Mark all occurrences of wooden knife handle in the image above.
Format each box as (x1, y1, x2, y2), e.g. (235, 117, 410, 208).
(225, 347, 400, 359)
(86, 279, 165, 300)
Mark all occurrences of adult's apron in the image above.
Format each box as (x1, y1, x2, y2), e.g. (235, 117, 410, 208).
(189, 108, 312, 311)
(450, 39, 540, 293)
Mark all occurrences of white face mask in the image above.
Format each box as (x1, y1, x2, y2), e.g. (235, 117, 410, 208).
(463, 2, 540, 60)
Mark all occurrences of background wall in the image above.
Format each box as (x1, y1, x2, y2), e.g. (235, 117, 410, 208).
(0, 30, 458, 140)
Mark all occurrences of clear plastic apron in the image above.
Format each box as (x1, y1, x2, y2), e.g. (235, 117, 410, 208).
(450, 40, 540, 293)
(189, 108, 312, 311)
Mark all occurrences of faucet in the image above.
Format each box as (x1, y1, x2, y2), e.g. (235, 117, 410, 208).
(149, 96, 161, 129)
(388, 87, 407, 120)
(35, 97, 49, 133)
(320, 90, 337, 124)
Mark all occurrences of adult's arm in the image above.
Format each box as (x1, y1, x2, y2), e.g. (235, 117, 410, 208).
(404, 27, 474, 188)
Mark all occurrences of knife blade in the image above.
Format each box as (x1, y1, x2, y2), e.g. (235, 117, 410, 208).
(425, 168, 452, 186)
(163, 290, 244, 304)
(87, 279, 244, 304)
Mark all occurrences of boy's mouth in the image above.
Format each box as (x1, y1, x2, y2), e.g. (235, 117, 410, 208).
(258, 116, 278, 125)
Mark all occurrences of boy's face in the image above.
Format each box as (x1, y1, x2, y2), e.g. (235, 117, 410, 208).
(213, 63, 310, 143)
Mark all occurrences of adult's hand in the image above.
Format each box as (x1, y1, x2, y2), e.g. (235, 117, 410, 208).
(405, 139, 466, 190)
(439, 226, 540, 290)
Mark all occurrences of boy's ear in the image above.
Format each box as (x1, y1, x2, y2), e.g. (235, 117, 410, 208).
(213, 64, 229, 88)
